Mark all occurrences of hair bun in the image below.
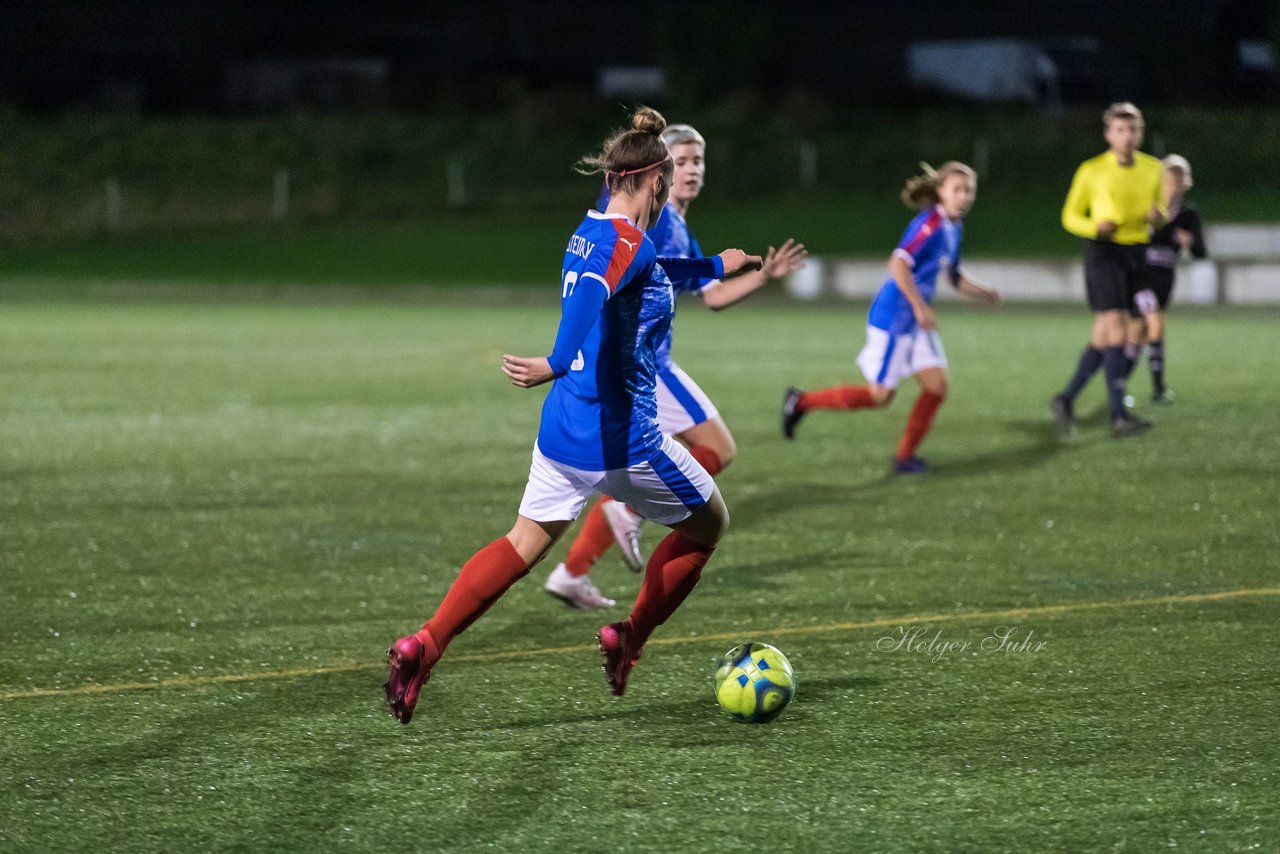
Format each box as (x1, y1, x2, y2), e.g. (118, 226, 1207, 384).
(631, 106, 668, 135)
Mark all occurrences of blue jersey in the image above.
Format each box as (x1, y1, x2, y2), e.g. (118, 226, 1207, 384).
(648, 202, 716, 365)
(537, 210, 722, 470)
(867, 205, 963, 334)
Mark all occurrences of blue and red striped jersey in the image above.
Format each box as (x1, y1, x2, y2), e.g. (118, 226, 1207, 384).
(537, 210, 720, 470)
(867, 205, 963, 334)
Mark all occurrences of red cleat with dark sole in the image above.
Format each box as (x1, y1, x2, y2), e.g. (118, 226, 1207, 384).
(597, 620, 643, 696)
(384, 633, 438, 724)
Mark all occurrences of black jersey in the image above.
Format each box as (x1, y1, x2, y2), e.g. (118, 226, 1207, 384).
(1146, 203, 1207, 270)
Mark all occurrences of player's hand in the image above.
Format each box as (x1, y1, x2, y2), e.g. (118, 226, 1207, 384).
(716, 249, 764, 279)
(761, 239, 808, 279)
(502, 354, 555, 388)
(1175, 228, 1194, 249)
(1096, 220, 1118, 239)
(981, 287, 1002, 306)
(1147, 205, 1167, 226)
(913, 303, 938, 331)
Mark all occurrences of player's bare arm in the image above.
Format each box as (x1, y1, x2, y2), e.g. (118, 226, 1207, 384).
(704, 239, 807, 310)
(956, 273, 1001, 305)
(887, 253, 937, 330)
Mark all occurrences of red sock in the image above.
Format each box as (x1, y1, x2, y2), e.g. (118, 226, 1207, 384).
(799, 385, 876, 411)
(564, 498, 615, 577)
(687, 445, 724, 477)
(422, 536, 528, 655)
(628, 533, 715, 646)
(895, 390, 945, 461)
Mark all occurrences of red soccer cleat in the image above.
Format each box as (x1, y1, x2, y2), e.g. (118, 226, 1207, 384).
(597, 620, 643, 696)
(384, 632, 439, 725)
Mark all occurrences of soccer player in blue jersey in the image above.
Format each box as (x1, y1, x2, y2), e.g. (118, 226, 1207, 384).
(781, 162, 1000, 473)
(545, 123, 807, 608)
(384, 108, 762, 723)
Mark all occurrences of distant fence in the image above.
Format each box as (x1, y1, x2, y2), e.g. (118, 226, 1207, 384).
(788, 224, 1280, 306)
(5, 109, 1280, 245)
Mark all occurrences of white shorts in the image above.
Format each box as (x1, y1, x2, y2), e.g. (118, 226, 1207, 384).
(518, 434, 716, 527)
(855, 326, 948, 390)
(656, 361, 719, 436)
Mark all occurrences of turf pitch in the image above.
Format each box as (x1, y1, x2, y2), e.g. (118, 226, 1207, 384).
(2, 294, 1277, 851)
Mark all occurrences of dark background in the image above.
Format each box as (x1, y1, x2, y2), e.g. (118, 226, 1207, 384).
(2, 1, 1275, 114)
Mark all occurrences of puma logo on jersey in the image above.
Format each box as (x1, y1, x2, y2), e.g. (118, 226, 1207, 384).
(618, 237, 638, 250)
(570, 350, 585, 371)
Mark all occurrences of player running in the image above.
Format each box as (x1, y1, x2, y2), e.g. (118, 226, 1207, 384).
(781, 162, 1000, 474)
(543, 123, 806, 609)
(384, 107, 762, 723)
(1122, 154, 1206, 403)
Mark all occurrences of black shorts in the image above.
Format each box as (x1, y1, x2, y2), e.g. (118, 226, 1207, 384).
(1130, 266, 1174, 317)
(1084, 240, 1147, 312)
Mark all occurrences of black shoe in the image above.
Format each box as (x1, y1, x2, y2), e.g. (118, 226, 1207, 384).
(1111, 412, 1152, 438)
(892, 456, 930, 475)
(1152, 389, 1175, 405)
(1049, 394, 1075, 437)
(782, 387, 804, 439)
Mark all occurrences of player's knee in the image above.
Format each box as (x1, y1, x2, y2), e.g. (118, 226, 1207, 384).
(716, 436, 737, 468)
(712, 505, 730, 544)
(505, 518, 565, 567)
(504, 530, 544, 568)
(871, 387, 895, 407)
(684, 494, 729, 546)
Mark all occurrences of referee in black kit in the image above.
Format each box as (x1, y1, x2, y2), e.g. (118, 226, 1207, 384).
(1051, 102, 1164, 438)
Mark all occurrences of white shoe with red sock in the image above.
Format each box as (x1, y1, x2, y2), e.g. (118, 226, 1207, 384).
(544, 563, 616, 610)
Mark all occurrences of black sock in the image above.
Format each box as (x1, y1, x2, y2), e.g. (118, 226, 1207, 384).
(1103, 346, 1128, 418)
(1062, 346, 1104, 401)
(1121, 342, 1140, 379)
(1148, 339, 1165, 395)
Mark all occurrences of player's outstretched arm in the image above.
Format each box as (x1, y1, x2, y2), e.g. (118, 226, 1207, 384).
(955, 273, 1001, 306)
(714, 249, 763, 278)
(704, 239, 807, 310)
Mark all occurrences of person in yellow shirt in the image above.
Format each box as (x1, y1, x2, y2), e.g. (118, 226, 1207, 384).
(1050, 102, 1164, 438)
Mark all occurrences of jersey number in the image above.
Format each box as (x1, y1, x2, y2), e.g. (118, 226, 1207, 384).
(563, 271, 586, 370)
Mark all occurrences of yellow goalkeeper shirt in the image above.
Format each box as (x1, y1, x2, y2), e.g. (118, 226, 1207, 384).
(1061, 150, 1163, 245)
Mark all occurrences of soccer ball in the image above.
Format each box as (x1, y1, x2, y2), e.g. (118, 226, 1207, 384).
(714, 642, 796, 724)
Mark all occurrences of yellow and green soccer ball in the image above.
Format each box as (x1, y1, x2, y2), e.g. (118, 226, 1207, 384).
(714, 642, 796, 723)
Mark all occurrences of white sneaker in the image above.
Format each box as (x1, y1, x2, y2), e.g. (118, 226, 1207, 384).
(602, 501, 645, 572)
(543, 563, 616, 610)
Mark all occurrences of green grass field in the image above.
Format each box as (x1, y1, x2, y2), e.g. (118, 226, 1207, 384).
(2, 293, 1278, 851)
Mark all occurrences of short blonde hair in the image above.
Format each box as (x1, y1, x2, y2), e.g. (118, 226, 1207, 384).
(661, 124, 705, 149)
(1103, 101, 1144, 127)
